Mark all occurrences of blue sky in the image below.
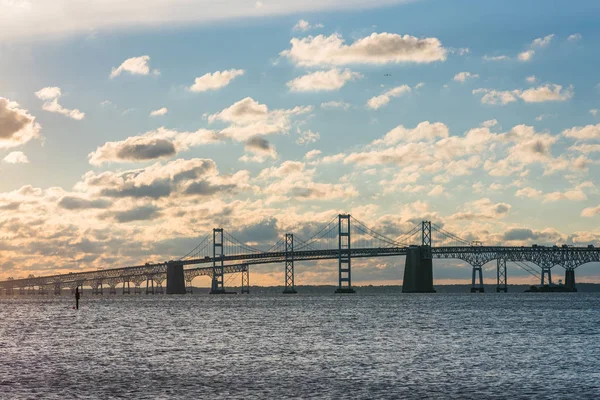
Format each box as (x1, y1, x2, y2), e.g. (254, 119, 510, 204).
(1, 0, 600, 286)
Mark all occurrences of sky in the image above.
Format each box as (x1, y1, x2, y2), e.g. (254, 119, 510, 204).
(1, 0, 600, 287)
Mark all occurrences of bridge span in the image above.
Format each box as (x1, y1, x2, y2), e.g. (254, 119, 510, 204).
(1, 215, 598, 295)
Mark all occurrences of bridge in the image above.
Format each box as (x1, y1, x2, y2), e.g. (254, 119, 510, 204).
(1, 214, 598, 295)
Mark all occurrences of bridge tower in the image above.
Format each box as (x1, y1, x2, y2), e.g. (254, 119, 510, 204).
(402, 221, 435, 293)
(335, 214, 355, 293)
(470, 264, 484, 293)
(496, 258, 507, 292)
(210, 228, 226, 294)
(166, 261, 186, 294)
(283, 233, 297, 294)
(241, 264, 250, 294)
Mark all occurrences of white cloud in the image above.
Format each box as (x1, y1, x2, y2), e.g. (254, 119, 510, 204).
(582, 205, 600, 218)
(483, 55, 509, 61)
(568, 33, 582, 42)
(563, 124, 600, 140)
(287, 68, 362, 92)
(373, 121, 449, 145)
(110, 56, 158, 78)
(35, 86, 85, 120)
(0, 1, 419, 41)
(473, 84, 573, 105)
(296, 128, 320, 145)
(293, 19, 324, 32)
(590, 109, 598, 117)
(320, 100, 351, 110)
(208, 97, 312, 142)
(515, 187, 542, 198)
(414, 82, 425, 89)
(150, 107, 168, 117)
(304, 149, 322, 160)
(188, 69, 245, 92)
(366, 85, 411, 109)
(0, 97, 41, 149)
(2, 151, 29, 164)
(88, 127, 220, 165)
(526, 75, 537, 84)
(281, 32, 448, 67)
(428, 185, 444, 197)
(531, 34, 555, 48)
(568, 144, 600, 154)
(453, 71, 479, 83)
(518, 50, 535, 62)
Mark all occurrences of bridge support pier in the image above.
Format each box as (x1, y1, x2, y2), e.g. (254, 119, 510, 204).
(402, 246, 436, 293)
(186, 279, 193, 294)
(122, 281, 130, 294)
(146, 277, 154, 294)
(283, 233, 297, 294)
(470, 265, 484, 293)
(210, 228, 227, 294)
(496, 259, 507, 293)
(241, 265, 249, 294)
(565, 269, 577, 291)
(335, 214, 355, 294)
(540, 267, 553, 286)
(166, 261, 187, 294)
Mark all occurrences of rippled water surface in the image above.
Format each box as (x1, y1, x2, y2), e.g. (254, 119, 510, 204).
(1, 293, 599, 399)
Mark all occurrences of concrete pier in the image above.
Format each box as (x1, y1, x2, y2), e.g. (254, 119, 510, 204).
(402, 246, 436, 293)
(565, 269, 577, 292)
(166, 262, 187, 294)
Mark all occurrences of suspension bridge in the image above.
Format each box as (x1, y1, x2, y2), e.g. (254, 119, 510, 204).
(1, 214, 598, 295)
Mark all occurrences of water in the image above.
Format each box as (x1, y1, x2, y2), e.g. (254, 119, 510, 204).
(1, 293, 599, 399)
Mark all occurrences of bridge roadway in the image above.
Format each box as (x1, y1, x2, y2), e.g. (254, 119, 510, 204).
(1, 245, 599, 293)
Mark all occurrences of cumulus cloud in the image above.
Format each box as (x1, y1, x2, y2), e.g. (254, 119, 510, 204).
(518, 34, 555, 62)
(2, 151, 29, 164)
(149, 107, 168, 117)
(373, 121, 449, 145)
(590, 109, 598, 117)
(287, 68, 362, 92)
(77, 158, 250, 200)
(518, 50, 535, 62)
(281, 32, 448, 67)
(450, 198, 511, 220)
(581, 205, 600, 218)
(188, 69, 245, 92)
(483, 55, 509, 61)
(104, 205, 162, 223)
(293, 19, 324, 32)
(453, 71, 479, 83)
(568, 33, 582, 42)
(296, 128, 320, 145)
(563, 124, 600, 140)
(320, 100, 351, 110)
(88, 127, 220, 165)
(208, 97, 312, 142)
(473, 84, 573, 105)
(34, 87, 85, 120)
(243, 136, 277, 161)
(515, 187, 542, 198)
(58, 196, 111, 210)
(110, 56, 158, 78)
(366, 85, 411, 109)
(526, 75, 537, 84)
(0, 98, 41, 149)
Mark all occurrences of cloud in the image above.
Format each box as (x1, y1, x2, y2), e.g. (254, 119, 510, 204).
(581, 205, 600, 218)
(243, 136, 277, 160)
(590, 109, 598, 117)
(296, 128, 320, 145)
(88, 127, 220, 165)
(526, 75, 537, 84)
(453, 71, 479, 83)
(2, 151, 29, 164)
(563, 124, 600, 141)
(320, 100, 351, 110)
(58, 196, 112, 210)
(208, 97, 312, 142)
(149, 107, 168, 117)
(105, 205, 162, 223)
(373, 121, 449, 145)
(0, 97, 41, 149)
(518, 34, 555, 62)
(293, 19, 324, 32)
(450, 198, 511, 220)
(287, 68, 362, 92)
(0, 1, 415, 41)
(568, 33, 582, 42)
(34, 86, 85, 120)
(77, 158, 249, 200)
(188, 69, 245, 92)
(483, 55, 509, 61)
(281, 32, 448, 67)
(515, 187, 542, 198)
(110, 56, 158, 78)
(473, 84, 573, 105)
(366, 85, 411, 109)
